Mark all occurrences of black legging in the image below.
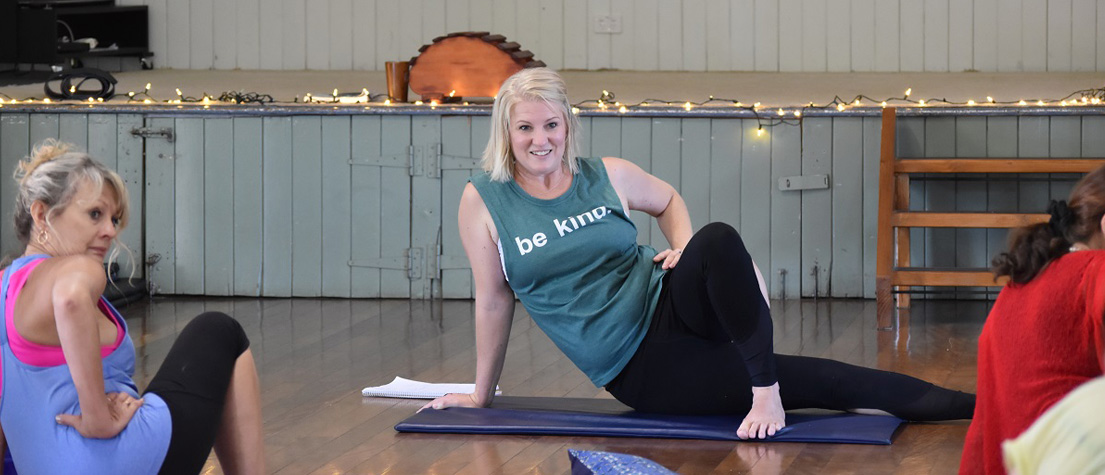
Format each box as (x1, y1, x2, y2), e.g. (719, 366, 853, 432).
(605, 223, 974, 420)
(143, 312, 250, 475)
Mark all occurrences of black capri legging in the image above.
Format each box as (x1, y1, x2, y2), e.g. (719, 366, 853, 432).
(605, 223, 973, 420)
(142, 311, 250, 475)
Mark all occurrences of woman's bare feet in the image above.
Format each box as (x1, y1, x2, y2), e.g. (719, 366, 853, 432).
(737, 382, 786, 439)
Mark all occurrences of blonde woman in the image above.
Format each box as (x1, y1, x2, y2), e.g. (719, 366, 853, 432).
(0, 141, 264, 474)
(424, 68, 974, 439)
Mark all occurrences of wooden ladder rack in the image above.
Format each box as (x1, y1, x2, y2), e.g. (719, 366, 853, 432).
(874, 107, 1105, 328)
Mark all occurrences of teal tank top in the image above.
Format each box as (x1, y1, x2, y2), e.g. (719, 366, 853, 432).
(470, 158, 666, 386)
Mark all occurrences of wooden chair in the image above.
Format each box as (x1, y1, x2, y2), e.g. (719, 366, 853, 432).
(874, 107, 1105, 328)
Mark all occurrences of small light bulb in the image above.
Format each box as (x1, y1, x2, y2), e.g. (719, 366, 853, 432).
(777, 108, 785, 116)
(88, 97, 94, 102)
(881, 101, 888, 108)
(756, 127, 765, 137)
(384, 99, 392, 105)
(332, 88, 338, 97)
(362, 88, 370, 95)
(853, 99, 861, 106)
(614, 101, 621, 107)
(683, 102, 692, 111)
(967, 99, 976, 106)
(415, 100, 423, 105)
(753, 102, 761, 108)
(69, 85, 76, 93)
(1037, 100, 1045, 106)
(619, 105, 627, 113)
(987, 96, 994, 103)
(202, 96, 211, 105)
(735, 102, 742, 107)
(145, 83, 152, 91)
(1092, 98, 1101, 104)
(143, 99, 151, 104)
(449, 90, 456, 97)
(641, 102, 649, 106)
(43, 98, 51, 103)
(97, 98, 103, 102)
(430, 99, 439, 107)
(918, 100, 926, 106)
(836, 103, 845, 111)
(904, 88, 912, 97)
(1019, 100, 1027, 106)
(128, 92, 135, 97)
(1061, 100, 1068, 106)
(571, 106, 580, 114)
(176, 88, 183, 96)
(794, 110, 801, 117)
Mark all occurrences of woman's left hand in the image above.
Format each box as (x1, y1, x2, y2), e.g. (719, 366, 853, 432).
(56, 392, 144, 439)
(653, 248, 683, 270)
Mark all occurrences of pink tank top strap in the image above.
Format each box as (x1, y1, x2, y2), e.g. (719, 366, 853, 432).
(4, 258, 124, 367)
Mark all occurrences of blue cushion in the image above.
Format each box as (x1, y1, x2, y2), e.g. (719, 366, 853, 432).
(568, 449, 675, 475)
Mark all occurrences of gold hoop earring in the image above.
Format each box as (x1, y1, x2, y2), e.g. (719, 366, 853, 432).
(35, 229, 49, 245)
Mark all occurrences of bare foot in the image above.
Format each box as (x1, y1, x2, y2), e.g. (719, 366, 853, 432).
(737, 383, 786, 440)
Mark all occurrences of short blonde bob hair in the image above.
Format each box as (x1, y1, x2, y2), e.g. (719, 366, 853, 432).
(482, 67, 581, 182)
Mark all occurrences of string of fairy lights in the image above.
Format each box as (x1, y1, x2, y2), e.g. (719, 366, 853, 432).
(2, 82, 1103, 135)
(575, 86, 1105, 135)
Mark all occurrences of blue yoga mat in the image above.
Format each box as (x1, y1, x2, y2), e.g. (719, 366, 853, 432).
(395, 396, 903, 444)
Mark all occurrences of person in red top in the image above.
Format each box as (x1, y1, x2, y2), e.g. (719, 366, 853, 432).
(960, 165, 1105, 474)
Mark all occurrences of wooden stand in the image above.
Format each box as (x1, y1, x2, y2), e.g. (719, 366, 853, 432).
(874, 107, 1105, 329)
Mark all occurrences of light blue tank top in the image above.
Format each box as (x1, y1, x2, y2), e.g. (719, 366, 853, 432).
(471, 158, 666, 386)
(0, 255, 171, 474)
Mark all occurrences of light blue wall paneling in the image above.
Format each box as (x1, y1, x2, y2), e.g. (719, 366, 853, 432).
(737, 121, 770, 283)
(203, 118, 234, 296)
(292, 116, 324, 297)
(321, 116, 353, 298)
(173, 118, 205, 295)
(232, 118, 264, 296)
(0, 114, 30, 259)
(262, 116, 294, 296)
(801, 118, 832, 297)
(3, 109, 1102, 302)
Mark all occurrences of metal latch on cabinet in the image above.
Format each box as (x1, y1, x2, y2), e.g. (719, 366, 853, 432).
(130, 127, 174, 142)
(348, 248, 422, 280)
(778, 174, 830, 191)
(426, 143, 481, 178)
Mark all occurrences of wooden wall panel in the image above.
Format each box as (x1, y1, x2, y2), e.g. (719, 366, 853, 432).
(232, 118, 264, 296)
(0, 114, 29, 258)
(321, 116, 353, 297)
(123, 0, 1105, 72)
(801, 118, 832, 296)
(145, 117, 176, 293)
(649, 118, 681, 249)
(737, 121, 770, 284)
(680, 119, 712, 233)
(923, 0, 950, 72)
(769, 120, 801, 299)
(620, 118, 654, 245)
(173, 118, 205, 295)
(830, 118, 862, 297)
(710, 120, 742, 232)
(262, 116, 294, 296)
(292, 116, 324, 296)
(203, 119, 234, 296)
(3, 110, 1101, 300)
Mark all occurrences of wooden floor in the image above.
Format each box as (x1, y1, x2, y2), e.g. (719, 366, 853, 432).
(120, 296, 987, 474)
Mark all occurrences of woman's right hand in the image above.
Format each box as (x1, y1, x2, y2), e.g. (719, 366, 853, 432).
(56, 391, 143, 439)
(419, 392, 484, 412)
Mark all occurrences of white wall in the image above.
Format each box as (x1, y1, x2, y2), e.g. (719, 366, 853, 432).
(119, 0, 1105, 72)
